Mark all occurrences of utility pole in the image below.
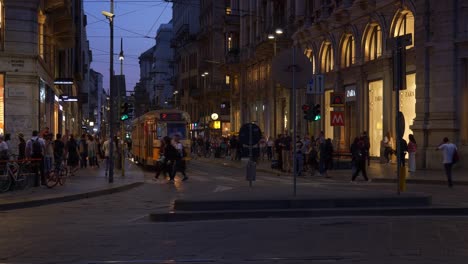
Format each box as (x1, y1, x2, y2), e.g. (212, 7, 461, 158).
(390, 34, 412, 194)
(104, 0, 115, 183)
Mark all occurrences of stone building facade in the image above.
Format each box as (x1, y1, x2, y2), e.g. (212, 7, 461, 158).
(292, 0, 467, 169)
(0, 0, 89, 149)
(223, 0, 297, 138)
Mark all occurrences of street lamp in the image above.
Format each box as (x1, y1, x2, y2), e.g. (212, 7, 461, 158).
(119, 38, 125, 177)
(269, 28, 283, 138)
(201, 72, 209, 138)
(102, 1, 114, 183)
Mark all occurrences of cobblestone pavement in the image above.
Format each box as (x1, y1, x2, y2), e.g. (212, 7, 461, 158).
(1, 160, 468, 263)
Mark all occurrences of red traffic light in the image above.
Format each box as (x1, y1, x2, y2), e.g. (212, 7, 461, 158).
(302, 104, 311, 111)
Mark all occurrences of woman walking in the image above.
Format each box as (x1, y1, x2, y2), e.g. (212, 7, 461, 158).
(408, 134, 417, 173)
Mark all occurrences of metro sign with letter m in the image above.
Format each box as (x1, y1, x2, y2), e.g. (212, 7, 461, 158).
(331, 111, 345, 126)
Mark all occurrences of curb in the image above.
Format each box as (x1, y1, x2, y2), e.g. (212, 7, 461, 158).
(0, 182, 145, 211)
(149, 207, 468, 222)
(174, 195, 432, 211)
(372, 178, 468, 186)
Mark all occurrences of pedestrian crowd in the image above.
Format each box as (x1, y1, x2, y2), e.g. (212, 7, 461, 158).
(0, 127, 125, 187)
(154, 134, 188, 182)
(187, 130, 459, 187)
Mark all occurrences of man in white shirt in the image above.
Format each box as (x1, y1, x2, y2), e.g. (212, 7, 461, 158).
(102, 136, 116, 177)
(437, 137, 457, 188)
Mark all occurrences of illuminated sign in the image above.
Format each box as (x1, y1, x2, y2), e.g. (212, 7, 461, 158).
(213, 120, 221, 129)
(160, 113, 182, 121)
(330, 92, 345, 107)
(345, 85, 356, 102)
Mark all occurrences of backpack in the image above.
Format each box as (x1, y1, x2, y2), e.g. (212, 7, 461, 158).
(32, 138, 42, 157)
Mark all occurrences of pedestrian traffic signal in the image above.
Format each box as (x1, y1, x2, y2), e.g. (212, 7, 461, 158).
(312, 104, 321, 121)
(120, 102, 129, 121)
(302, 104, 311, 120)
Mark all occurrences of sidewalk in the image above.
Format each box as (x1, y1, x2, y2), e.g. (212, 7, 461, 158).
(194, 155, 468, 185)
(0, 159, 144, 210)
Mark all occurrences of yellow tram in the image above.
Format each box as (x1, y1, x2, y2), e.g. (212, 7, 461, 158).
(131, 109, 191, 167)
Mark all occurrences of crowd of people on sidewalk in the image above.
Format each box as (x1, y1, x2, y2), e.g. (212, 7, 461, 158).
(0, 127, 131, 188)
(186, 130, 459, 187)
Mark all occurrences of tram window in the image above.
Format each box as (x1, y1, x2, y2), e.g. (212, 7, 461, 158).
(167, 123, 187, 138)
(157, 123, 166, 138)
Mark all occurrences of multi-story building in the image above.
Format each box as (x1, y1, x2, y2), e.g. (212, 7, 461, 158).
(291, 0, 467, 169)
(88, 69, 103, 133)
(153, 23, 174, 108)
(0, 0, 89, 151)
(136, 46, 155, 115)
(197, 0, 231, 138)
(223, 0, 295, 139)
(172, 0, 200, 137)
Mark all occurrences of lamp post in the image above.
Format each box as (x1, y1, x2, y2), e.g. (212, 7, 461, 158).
(268, 28, 283, 138)
(201, 72, 209, 138)
(102, 2, 115, 183)
(119, 38, 125, 177)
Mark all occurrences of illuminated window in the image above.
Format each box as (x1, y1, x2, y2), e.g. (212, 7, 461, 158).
(304, 48, 316, 74)
(364, 24, 382, 61)
(225, 7, 232, 15)
(225, 75, 230, 85)
(320, 42, 334, 73)
(38, 10, 46, 59)
(341, 34, 355, 67)
(227, 35, 233, 50)
(393, 10, 415, 49)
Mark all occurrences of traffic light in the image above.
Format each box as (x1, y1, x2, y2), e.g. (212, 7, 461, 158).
(120, 102, 129, 121)
(302, 104, 311, 120)
(312, 104, 321, 121)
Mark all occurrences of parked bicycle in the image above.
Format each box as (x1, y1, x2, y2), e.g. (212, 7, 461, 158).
(0, 155, 36, 192)
(46, 159, 68, 188)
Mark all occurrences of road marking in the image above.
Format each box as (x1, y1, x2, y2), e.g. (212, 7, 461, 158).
(214, 176, 239, 182)
(213, 185, 234, 192)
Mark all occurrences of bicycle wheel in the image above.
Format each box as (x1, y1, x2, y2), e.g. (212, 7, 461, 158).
(15, 167, 33, 189)
(0, 171, 12, 192)
(58, 167, 68, 185)
(46, 170, 59, 188)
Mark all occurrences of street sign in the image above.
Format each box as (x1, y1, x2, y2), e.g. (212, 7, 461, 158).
(272, 48, 313, 89)
(315, 74, 324, 94)
(306, 79, 315, 94)
(239, 123, 262, 146)
(330, 111, 345, 126)
(330, 92, 345, 107)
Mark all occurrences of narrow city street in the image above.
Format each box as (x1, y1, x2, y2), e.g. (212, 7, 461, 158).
(1, 159, 468, 263)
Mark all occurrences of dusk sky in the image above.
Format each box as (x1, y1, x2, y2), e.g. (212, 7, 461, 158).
(84, 0, 173, 95)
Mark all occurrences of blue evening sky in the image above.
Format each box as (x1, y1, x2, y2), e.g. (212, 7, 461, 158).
(84, 0, 173, 94)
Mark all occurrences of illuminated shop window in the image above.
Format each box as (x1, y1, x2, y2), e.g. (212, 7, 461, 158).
(399, 73, 416, 142)
(368, 80, 383, 157)
(364, 24, 382, 61)
(393, 10, 415, 49)
(341, 34, 355, 68)
(320, 42, 334, 73)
